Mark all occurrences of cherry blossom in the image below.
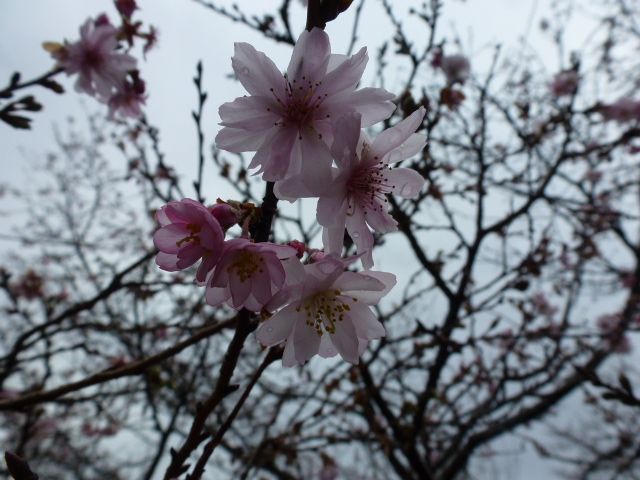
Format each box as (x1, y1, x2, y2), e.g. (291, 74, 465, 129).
(52, 15, 137, 102)
(107, 72, 146, 118)
(600, 97, 640, 123)
(256, 255, 396, 365)
(439, 54, 470, 85)
(205, 239, 298, 311)
(215, 27, 395, 183)
(153, 199, 225, 283)
(549, 70, 579, 97)
(277, 108, 426, 268)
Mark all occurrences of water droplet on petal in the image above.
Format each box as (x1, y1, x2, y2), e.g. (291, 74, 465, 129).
(242, 67, 250, 75)
(267, 326, 273, 333)
(352, 231, 360, 238)
(401, 184, 415, 196)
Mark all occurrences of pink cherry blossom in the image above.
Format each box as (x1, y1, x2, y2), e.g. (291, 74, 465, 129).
(153, 199, 225, 283)
(205, 239, 298, 312)
(440, 54, 470, 85)
(549, 70, 579, 97)
(277, 108, 426, 268)
(600, 97, 640, 123)
(215, 28, 396, 183)
(256, 255, 396, 366)
(53, 15, 137, 102)
(108, 72, 146, 118)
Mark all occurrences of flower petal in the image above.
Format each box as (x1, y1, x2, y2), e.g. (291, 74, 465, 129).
(330, 317, 360, 364)
(215, 126, 272, 153)
(219, 96, 279, 131)
(348, 302, 386, 340)
(294, 319, 321, 364)
(318, 334, 339, 358)
(385, 168, 425, 198)
(371, 107, 426, 159)
(347, 271, 396, 305)
(330, 113, 362, 169)
(256, 304, 297, 346)
(205, 285, 231, 307)
(153, 224, 188, 253)
(318, 47, 368, 96)
(286, 28, 331, 82)
(232, 42, 285, 97)
(323, 87, 396, 127)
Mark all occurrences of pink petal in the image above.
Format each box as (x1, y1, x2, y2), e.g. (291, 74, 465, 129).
(322, 227, 344, 256)
(365, 209, 398, 234)
(229, 273, 251, 309)
(347, 271, 396, 305)
(371, 107, 426, 159)
(318, 334, 339, 358)
(176, 242, 203, 269)
(265, 255, 286, 289)
(252, 264, 274, 305)
(385, 168, 425, 198)
(333, 272, 385, 293)
(196, 253, 218, 283)
(219, 96, 279, 131)
(215, 126, 272, 153)
(232, 42, 286, 97)
(318, 47, 368, 96)
(156, 252, 178, 271)
(294, 319, 321, 364)
(153, 224, 188, 253)
(250, 127, 298, 181)
(345, 208, 375, 269)
(348, 303, 386, 340)
(330, 113, 362, 169)
(330, 317, 360, 364)
(256, 304, 298, 346)
(282, 335, 297, 367)
(317, 192, 348, 228)
(298, 130, 333, 193)
(286, 28, 331, 81)
(205, 285, 231, 306)
(323, 87, 396, 127)
(383, 133, 427, 165)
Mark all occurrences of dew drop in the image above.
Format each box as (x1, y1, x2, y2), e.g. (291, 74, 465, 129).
(267, 326, 273, 333)
(241, 67, 250, 75)
(352, 231, 360, 238)
(400, 184, 415, 196)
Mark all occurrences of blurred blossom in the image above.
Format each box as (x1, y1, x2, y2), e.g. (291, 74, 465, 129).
(600, 98, 640, 123)
(440, 54, 470, 85)
(549, 70, 579, 97)
(51, 15, 137, 102)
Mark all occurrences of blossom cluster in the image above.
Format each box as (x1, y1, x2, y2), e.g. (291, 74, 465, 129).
(154, 27, 429, 365)
(45, 0, 154, 118)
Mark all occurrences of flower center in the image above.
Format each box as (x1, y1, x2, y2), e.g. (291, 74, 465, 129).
(298, 289, 353, 336)
(83, 48, 104, 69)
(176, 224, 201, 247)
(227, 250, 264, 282)
(346, 156, 394, 216)
(268, 75, 329, 129)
